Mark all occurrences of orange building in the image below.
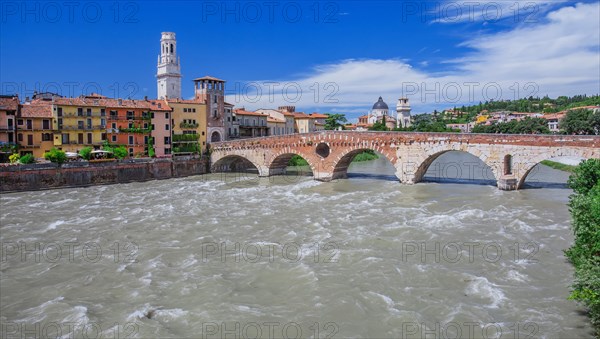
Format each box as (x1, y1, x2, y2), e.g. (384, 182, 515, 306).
(105, 98, 154, 157)
(18, 98, 54, 158)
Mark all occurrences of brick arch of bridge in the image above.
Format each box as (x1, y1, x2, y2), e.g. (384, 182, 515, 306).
(515, 146, 599, 189)
(266, 149, 319, 176)
(329, 144, 398, 180)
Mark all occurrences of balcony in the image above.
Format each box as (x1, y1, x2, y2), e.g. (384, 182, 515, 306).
(180, 122, 199, 129)
(0, 126, 15, 131)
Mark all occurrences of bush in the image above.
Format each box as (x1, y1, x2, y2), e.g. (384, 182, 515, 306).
(288, 155, 309, 166)
(566, 159, 600, 335)
(9, 153, 20, 164)
(113, 146, 128, 159)
(79, 147, 92, 160)
(19, 154, 35, 164)
(44, 148, 67, 164)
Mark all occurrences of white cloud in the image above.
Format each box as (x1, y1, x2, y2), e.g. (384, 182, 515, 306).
(431, 0, 567, 24)
(227, 2, 600, 118)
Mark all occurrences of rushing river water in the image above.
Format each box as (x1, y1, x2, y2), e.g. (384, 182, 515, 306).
(0, 153, 594, 338)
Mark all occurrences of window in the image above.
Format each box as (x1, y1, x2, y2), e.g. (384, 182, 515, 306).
(165, 148, 171, 155)
(58, 118, 63, 129)
(17, 119, 23, 125)
(18, 134, 23, 142)
(192, 108, 196, 112)
(101, 133, 107, 141)
(165, 124, 169, 131)
(100, 109, 106, 116)
(62, 134, 69, 144)
(87, 133, 92, 144)
(164, 136, 171, 145)
(78, 121, 84, 129)
(150, 112, 154, 119)
(110, 110, 118, 119)
(57, 107, 63, 116)
(128, 136, 134, 145)
(165, 113, 169, 119)
(86, 108, 92, 116)
(129, 148, 134, 156)
(213, 95, 217, 104)
(112, 135, 117, 142)
(77, 108, 83, 116)
(42, 133, 52, 141)
(202, 131, 205, 136)
(100, 118, 106, 127)
(128, 122, 133, 129)
(42, 120, 50, 130)
(151, 124, 155, 131)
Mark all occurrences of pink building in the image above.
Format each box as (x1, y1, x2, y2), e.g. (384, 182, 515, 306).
(0, 95, 19, 145)
(151, 100, 172, 157)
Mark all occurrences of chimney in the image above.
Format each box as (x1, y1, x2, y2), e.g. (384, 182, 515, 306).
(118, 98, 122, 106)
(144, 96, 148, 101)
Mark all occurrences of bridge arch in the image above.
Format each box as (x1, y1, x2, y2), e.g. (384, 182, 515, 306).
(516, 147, 594, 189)
(211, 154, 264, 176)
(267, 151, 317, 176)
(331, 146, 397, 180)
(412, 149, 499, 185)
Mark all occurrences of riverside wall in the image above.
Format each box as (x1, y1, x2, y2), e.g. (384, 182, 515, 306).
(0, 157, 209, 193)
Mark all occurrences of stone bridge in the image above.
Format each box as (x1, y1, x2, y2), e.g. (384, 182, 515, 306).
(209, 131, 600, 190)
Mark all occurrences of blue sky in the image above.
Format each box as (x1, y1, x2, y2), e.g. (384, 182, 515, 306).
(2, 1, 599, 121)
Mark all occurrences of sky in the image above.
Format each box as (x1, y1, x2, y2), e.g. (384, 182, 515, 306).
(1, 0, 599, 121)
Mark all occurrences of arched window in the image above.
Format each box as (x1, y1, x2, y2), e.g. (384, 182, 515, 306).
(504, 155, 513, 175)
(170, 44, 173, 54)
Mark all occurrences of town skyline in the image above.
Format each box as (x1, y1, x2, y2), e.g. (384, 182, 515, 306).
(2, 1, 599, 119)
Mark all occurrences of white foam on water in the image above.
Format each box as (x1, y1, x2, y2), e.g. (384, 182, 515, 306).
(45, 220, 65, 231)
(506, 269, 529, 283)
(465, 276, 505, 308)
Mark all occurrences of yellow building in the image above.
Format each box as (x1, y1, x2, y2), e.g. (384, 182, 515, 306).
(52, 95, 108, 152)
(17, 99, 55, 158)
(476, 114, 489, 124)
(166, 99, 207, 154)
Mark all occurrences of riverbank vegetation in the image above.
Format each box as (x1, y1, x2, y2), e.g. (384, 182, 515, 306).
(287, 150, 379, 166)
(565, 159, 600, 336)
(541, 160, 577, 173)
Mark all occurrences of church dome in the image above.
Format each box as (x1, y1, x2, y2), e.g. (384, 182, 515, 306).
(372, 97, 388, 110)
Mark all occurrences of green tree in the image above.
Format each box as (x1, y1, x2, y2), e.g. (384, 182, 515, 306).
(324, 113, 347, 130)
(44, 148, 67, 164)
(560, 109, 596, 135)
(79, 147, 92, 160)
(19, 154, 35, 164)
(113, 146, 128, 159)
(565, 159, 600, 334)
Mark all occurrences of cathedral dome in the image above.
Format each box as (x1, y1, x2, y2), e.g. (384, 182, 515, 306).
(372, 97, 388, 110)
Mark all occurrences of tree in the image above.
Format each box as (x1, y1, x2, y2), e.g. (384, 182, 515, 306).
(113, 146, 128, 159)
(44, 148, 67, 164)
(324, 114, 347, 130)
(565, 159, 600, 333)
(560, 109, 596, 135)
(369, 116, 388, 131)
(19, 154, 35, 164)
(79, 147, 92, 160)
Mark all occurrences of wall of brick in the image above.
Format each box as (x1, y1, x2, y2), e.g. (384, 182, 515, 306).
(0, 158, 208, 192)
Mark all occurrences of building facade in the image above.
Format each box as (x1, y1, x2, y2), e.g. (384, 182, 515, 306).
(18, 99, 54, 158)
(194, 76, 226, 143)
(52, 96, 108, 153)
(167, 99, 207, 155)
(0, 95, 19, 146)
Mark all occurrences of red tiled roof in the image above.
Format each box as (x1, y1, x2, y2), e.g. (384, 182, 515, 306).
(0, 96, 19, 111)
(193, 76, 225, 82)
(234, 109, 266, 117)
(20, 100, 53, 118)
(166, 98, 206, 105)
(52, 97, 171, 111)
(267, 117, 285, 123)
(309, 113, 328, 118)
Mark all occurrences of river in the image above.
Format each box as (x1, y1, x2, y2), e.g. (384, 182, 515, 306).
(0, 152, 594, 338)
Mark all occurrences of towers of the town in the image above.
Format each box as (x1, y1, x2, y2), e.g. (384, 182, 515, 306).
(157, 32, 182, 99)
(194, 76, 226, 142)
(396, 97, 412, 128)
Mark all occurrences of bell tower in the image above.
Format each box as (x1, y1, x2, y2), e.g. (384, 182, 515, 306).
(396, 97, 412, 128)
(157, 32, 182, 99)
